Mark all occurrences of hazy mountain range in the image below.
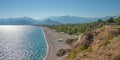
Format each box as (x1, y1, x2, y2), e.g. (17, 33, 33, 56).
(45, 15, 116, 24)
(0, 17, 35, 25)
(0, 15, 117, 25)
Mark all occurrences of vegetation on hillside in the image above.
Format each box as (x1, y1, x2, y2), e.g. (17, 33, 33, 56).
(47, 16, 120, 35)
(46, 16, 120, 60)
(64, 25, 120, 60)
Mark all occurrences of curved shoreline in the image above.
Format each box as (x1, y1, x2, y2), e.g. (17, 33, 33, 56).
(41, 26, 74, 60)
(41, 28, 49, 60)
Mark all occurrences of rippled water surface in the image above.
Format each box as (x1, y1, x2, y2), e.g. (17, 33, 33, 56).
(0, 25, 47, 60)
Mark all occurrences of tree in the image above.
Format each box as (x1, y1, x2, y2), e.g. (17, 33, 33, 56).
(115, 16, 120, 25)
(98, 19, 103, 23)
(107, 17, 114, 23)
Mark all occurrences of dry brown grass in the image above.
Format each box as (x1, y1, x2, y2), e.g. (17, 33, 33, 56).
(64, 26, 120, 60)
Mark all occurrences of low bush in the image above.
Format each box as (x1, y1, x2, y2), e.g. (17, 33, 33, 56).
(87, 46, 93, 52)
(100, 39, 110, 46)
(67, 50, 77, 59)
(76, 45, 85, 52)
(65, 38, 77, 45)
(105, 34, 114, 40)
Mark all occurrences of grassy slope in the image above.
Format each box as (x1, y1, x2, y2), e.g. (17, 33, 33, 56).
(46, 16, 120, 60)
(64, 26, 120, 60)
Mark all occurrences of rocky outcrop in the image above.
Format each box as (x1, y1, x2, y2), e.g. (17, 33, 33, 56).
(64, 25, 120, 60)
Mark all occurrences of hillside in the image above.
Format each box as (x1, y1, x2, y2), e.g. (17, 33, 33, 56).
(46, 16, 120, 60)
(64, 25, 120, 60)
(47, 16, 120, 35)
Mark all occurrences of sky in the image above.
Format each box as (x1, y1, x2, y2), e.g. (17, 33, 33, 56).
(0, 0, 120, 19)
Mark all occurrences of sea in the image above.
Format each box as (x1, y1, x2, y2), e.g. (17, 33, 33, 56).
(0, 25, 47, 60)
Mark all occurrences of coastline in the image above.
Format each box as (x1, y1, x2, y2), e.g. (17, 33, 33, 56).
(41, 27, 49, 60)
(41, 26, 75, 60)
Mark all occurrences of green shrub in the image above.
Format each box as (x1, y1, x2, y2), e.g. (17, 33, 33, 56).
(67, 45, 85, 59)
(101, 39, 110, 46)
(67, 50, 77, 59)
(87, 46, 93, 52)
(77, 45, 85, 51)
(105, 34, 114, 40)
(65, 38, 77, 45)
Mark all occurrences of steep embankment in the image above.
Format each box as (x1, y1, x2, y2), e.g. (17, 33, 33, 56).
(64, 25, 120, 60)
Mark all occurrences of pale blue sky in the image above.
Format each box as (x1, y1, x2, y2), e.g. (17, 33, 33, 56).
(0, 0, 120, 19)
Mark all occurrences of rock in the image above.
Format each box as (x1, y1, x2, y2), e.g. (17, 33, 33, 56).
(56, 49, 66, 57)
(56, 49, 71, 57)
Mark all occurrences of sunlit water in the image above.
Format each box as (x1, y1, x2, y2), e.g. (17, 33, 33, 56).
(0, 25, 47, 60)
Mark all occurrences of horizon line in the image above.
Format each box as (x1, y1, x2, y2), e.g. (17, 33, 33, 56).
(0, 15, 119, 20)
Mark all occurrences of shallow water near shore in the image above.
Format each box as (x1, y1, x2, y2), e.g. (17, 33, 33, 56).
(0, 25, 47, 60)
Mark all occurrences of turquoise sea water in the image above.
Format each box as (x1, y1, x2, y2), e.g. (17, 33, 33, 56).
(0, 25, 47, 60)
